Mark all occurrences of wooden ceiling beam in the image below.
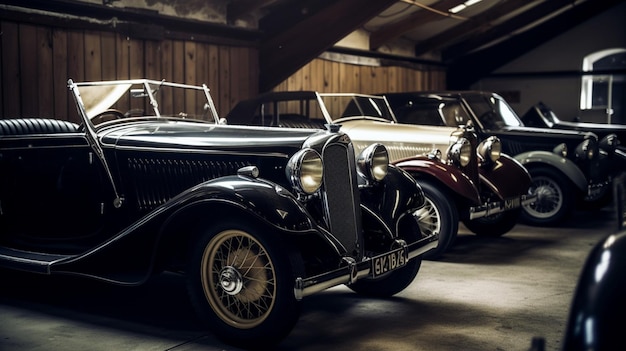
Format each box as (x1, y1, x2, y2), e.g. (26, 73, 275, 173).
(447, 0, 625, 89)
(370, 0, 465, 50)
(414, 0, 541, 56)
(259, 0, 397, 92)
(441, 0, 574, 62)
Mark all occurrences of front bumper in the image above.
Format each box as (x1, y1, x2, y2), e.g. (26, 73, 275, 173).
(293, 233, 437, 300)
(468, 193, 537, 220)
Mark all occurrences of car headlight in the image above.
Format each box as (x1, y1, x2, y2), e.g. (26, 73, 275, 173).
(286, 148, 323, 194)
(447, 137, 472, 167)
(553, 143, 568, 158)
(357, 143, 389, 182)
(477, 136, 501, 163)
(599, 134, 619, 152)
(575, 138, 598, 160)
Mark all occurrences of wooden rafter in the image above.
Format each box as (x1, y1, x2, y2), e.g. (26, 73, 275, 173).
(447, 0, 625, 89)
(370, 0, 466, 51)
(414, 0, 542, 56)
(442, 0, 574, 62)
(258, 0, 397, 92)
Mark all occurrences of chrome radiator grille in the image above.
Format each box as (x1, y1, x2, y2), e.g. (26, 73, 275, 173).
(322, 143, 362, 256)
(127, 157, 249, 210)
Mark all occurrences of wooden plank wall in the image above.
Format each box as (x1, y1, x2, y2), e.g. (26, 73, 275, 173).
(273, 58, 446, 94)
(0, 20, 259, 122)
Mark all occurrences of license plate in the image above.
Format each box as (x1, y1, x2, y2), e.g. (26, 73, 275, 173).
(372, 247, 407, 277)
(504, 197, 521, 210)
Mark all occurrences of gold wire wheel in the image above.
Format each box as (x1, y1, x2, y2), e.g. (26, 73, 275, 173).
(200, 229, 277, 329)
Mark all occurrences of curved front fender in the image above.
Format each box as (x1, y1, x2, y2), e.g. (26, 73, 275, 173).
(360, 165, 424, 235)
(514, 150, 588, 191)
(51, 175, 324, 284)
(479, 153, 532, 199)
(393, 157, 481, 205)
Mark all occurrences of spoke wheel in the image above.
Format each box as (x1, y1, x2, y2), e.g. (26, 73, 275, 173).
(187, 222, 301, 347)
(412, 181, 458, 260)
(522, 167, 574, 226)
(201, 229, 275, 329)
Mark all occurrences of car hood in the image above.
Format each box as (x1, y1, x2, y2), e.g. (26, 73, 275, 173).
(495, 125, 597, 140)
(337, 119, 457, 161)
(98, 119, 323, 153)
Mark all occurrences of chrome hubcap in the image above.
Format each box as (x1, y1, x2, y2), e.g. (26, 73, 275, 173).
(219, 266, 244, 295)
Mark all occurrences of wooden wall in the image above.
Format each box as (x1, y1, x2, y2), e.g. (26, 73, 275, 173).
(0, 20, 259, 122)
(273, 58, 446, 94)
(0, 20, 446, 123)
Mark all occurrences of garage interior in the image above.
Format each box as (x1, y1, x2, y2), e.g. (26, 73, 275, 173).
(0, 1, 625, 350)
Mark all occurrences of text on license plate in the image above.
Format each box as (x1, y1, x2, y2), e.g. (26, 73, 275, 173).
(505, 197, 521, 210)
(372, 247, 407, 277)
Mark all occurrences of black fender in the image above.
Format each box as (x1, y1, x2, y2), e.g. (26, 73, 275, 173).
(562, 231, 626, 350)
(394, 156, 481, 205)
(50, 174, 330, 284)
(478, 153, 532, 199)
(360, 165, 425, 238)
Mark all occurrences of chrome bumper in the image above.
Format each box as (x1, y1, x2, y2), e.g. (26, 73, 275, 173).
(468, 193, 537, 220)
(293, 234, 437, 300)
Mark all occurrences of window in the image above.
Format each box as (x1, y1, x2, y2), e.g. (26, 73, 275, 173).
(580, 48, 626, 123)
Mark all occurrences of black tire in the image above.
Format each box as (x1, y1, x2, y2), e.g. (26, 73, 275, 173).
(186, 221, 302, 348)
(348, 226, 423, 297)
(462, 208, 521, 237)
(521, 167, 575, 226)
(412, 180, 459, 260)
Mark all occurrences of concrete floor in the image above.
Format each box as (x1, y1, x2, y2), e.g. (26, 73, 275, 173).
(0, 205, 620, 351)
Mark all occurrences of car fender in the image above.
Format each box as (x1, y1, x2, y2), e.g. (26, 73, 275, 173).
(514, 150, 587, 191)
(360, 165, 425, 236)
(51, 174, 332, 284)
(478, 153, 532, 199)
(393, 157, 481, 205)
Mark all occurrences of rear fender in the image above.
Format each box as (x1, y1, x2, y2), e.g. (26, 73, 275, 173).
(393, 157, 481, 205)
(514, 150, 587, 191)
(479, 153, 532, 199)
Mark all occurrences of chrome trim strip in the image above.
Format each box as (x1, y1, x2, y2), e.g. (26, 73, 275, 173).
(468, 193, 538, 220)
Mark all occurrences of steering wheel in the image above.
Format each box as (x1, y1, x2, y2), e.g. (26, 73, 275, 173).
(91, 109, 125, 125)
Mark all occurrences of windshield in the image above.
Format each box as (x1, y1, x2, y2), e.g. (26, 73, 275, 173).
(318, 94, 395, 122)
(393, 98, 472, 127)
(464, 94, 523, 130)
(71, 79, 220, 125)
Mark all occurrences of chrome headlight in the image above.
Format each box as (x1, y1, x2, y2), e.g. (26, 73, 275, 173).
(447, 138, 472, 167)
(575, 138, 598, 160)
(357, 143, 389, 182)
(286, 148, 324, 194)
(477, 136, 501, 163)
(553, 143, 568, 158)
(599, 134, 619, 153)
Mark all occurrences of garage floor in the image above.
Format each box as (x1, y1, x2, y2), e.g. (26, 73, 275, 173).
(0, 205, 619, 351)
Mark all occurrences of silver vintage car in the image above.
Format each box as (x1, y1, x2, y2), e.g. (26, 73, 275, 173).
(227, 91, 535, 258)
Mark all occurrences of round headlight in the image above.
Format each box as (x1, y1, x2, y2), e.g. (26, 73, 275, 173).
(286, 148, 323, 194)
(575, 138, 598, 160)
(477, 136, 501, 163)
(447, 138, 472, 167)
(357, 143, 389, 182)
(553, 143, 568, 158)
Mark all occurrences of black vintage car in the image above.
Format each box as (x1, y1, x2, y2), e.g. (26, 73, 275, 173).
(522, 101, 626, 151)
(0, 79, 436, 348)
(385, 91, 624, 226)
